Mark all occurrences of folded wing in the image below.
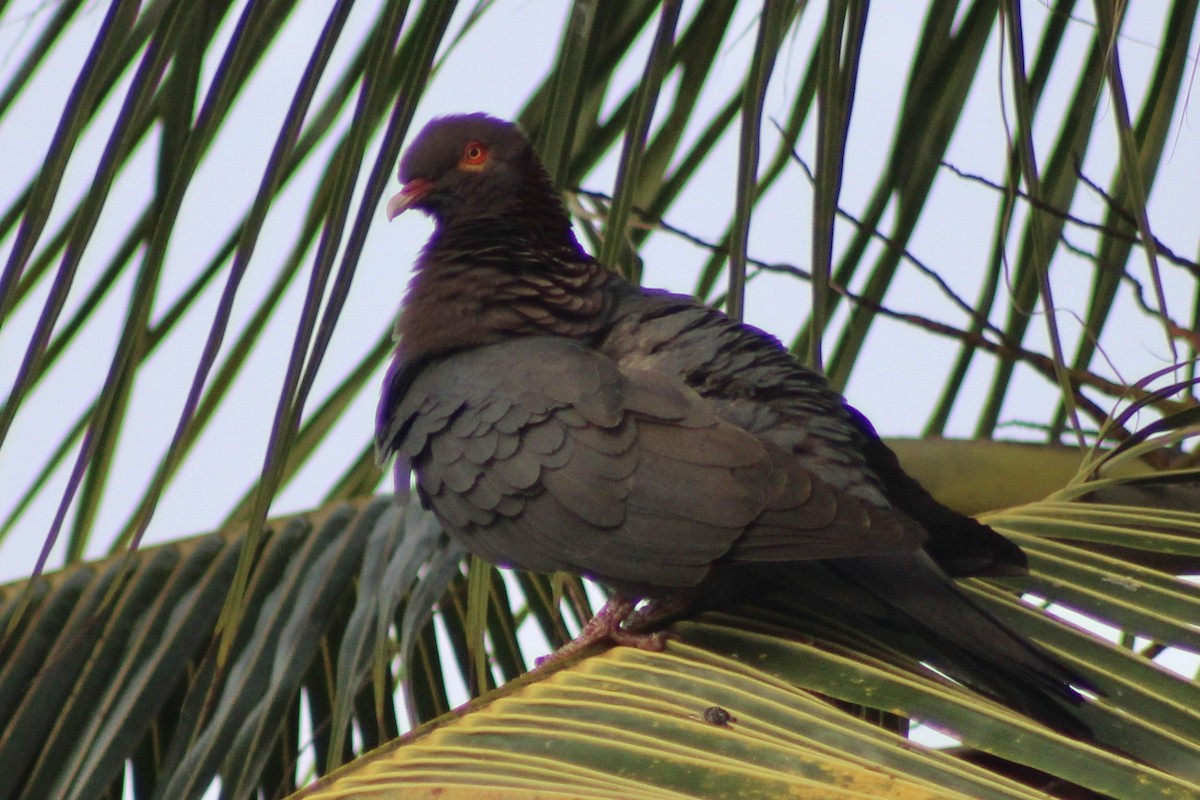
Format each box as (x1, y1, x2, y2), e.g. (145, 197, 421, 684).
(377, 336, 927, 591)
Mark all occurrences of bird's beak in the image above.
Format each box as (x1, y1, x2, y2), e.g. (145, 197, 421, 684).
(385, 178, 433, 221)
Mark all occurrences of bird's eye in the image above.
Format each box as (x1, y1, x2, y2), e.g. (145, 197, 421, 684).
(460, 142, 489, 169)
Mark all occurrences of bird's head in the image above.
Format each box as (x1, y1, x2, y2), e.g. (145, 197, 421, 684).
(387, 113, 557, 229)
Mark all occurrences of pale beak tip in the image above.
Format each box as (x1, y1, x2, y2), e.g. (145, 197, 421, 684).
(385, 192, 408, 222)
(385, 179, 431, 222)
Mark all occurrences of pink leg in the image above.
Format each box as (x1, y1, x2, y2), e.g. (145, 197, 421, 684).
(535, 595, 668, 667)
(621, 595, 691, 631)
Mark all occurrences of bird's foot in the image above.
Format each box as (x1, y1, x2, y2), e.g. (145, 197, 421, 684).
(621, 595, 691, 631)
(535, 596, 668, 668)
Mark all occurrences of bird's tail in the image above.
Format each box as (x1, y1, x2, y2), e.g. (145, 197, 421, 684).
(774, 553, 1096, 737)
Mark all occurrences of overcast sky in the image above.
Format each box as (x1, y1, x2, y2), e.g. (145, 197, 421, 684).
(0, 2, 1196, 586)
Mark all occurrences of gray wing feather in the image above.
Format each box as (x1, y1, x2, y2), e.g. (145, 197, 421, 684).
(378, 335, 926, 591)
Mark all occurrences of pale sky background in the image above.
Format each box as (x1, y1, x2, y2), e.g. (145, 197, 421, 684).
(0, 0, 1197, 779)
(3, 2, 1196, 579)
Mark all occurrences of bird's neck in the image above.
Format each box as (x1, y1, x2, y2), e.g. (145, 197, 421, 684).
(395, 223, 615, 363)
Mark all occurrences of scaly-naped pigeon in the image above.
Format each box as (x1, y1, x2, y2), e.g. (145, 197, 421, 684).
(376, 113, 1095, 735)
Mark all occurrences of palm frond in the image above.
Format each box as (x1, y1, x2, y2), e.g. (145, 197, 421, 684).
(296, 454, 1200, 798)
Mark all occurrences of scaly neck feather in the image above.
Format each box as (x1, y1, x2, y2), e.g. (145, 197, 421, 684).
(395, 212, 614, 363)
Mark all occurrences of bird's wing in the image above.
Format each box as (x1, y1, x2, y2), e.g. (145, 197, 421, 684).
(378, 336, 925, 591)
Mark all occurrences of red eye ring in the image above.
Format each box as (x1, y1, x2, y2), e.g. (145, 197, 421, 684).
(461, 141, 488, 168)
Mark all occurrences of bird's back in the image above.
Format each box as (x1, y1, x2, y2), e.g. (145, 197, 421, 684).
(597, 283, 1026, 577)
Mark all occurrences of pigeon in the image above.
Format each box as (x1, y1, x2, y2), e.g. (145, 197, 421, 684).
(375, 113, 1095, 735)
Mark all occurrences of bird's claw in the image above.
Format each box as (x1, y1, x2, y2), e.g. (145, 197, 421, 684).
(534, 595, 671, 668)
(608, 628, 670, 651)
